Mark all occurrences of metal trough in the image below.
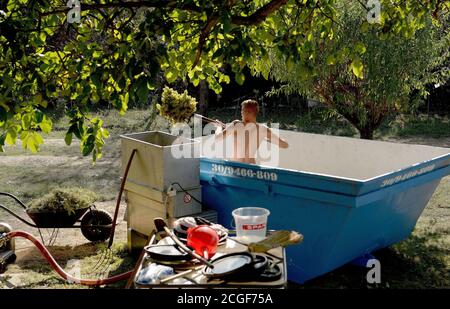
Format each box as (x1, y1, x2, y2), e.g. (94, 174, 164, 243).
(198, 130, 450, 283)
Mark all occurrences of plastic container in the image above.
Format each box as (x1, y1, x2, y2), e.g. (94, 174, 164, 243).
(232, 207, 270, 243)
(197, 130, 450, 283)
(187, 225, 219, 259)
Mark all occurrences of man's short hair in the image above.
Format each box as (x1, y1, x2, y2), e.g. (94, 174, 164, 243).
(241, 99, 259, 114)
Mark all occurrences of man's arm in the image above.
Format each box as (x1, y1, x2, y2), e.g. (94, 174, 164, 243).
(266, 127, 289, 148)
(215, 120, 240, 138)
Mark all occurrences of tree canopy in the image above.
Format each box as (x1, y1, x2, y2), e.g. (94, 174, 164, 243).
(0, 0, 448, 158)
(269, 0, 450, 139)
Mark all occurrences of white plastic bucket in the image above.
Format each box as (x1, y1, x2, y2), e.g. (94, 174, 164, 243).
(232, 207, 270, 243)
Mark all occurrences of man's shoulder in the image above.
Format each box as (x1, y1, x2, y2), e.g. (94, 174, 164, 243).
(256, 123, 270, 131)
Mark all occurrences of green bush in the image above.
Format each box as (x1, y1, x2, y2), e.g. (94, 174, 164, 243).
(28, 187, 98, 215)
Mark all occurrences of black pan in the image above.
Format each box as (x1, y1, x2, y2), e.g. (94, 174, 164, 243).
(144, 245, 192, 262)
(202, 252, 275, 281)
(203, 252, 254, 280)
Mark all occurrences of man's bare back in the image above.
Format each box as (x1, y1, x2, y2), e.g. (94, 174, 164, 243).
(215, 100, 288, 164)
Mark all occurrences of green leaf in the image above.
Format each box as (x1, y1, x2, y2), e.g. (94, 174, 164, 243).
(207, 76, 222, 94)
(119, 93, 129, 115)
(326, 55, 336, 65)
(191, 77, 200, 87)
(91, 72, 102, 89)
(67, 123, 80, 139)
(355, 42, 367, 55)
(101, 128, 109, 139)
(82, 144, 94, 156)
(39, 116, 52, 133)
(39, 32, 46, 43)
(212, 48, 223, 59)
(350, 58, 364, 79)
(35, 111, 44, 124)
(93, 50, 101, 58)
(77, 121, 85, 138)
(33, 132, 44, 146)
(65, 132, 73, 146)
(22, 132, 44, 153)
(223, 15, 232, 33)
(33, 94, 47, 108)
(5, 129, 17, 145)
(219, 74, 231, 84)
(235, 72, 245, 85)
(165, 70, 177, 83)
(82, 140, 95, 156)
(0, 133, 5, 152)
(22, 113, 32, 130)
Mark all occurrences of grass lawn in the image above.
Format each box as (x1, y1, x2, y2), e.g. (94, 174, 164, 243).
(0, 108, 449, 288)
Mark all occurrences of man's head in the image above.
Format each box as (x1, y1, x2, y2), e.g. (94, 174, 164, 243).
(241, 99, 259, 122)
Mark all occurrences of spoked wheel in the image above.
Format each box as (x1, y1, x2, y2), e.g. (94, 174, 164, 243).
(80, 209, 113, 242)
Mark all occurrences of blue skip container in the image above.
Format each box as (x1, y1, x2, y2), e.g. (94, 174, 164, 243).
(198, 130, 450, 283)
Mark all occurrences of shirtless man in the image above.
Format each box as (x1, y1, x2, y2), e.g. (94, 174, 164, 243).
(215, 99, 289, 164)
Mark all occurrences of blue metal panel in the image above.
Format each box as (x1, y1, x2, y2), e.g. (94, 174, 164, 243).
(357, 154, 450, 195)
(200, 157, 365, 196)
(201, 153, 450, 197)
(200, 157, 450, 283)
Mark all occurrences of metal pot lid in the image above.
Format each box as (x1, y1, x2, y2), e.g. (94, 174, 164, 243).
(203, 252, 253, 278)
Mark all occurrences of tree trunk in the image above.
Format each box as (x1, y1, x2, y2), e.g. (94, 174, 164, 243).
(333, 109, 376, 140)
(358, 126, 375, 140)
(198, 80, 208, 116)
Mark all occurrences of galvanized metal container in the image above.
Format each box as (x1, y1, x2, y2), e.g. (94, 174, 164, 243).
(121, 131, 202, 251)
(121, 131, 200, 191)
(198, 130, 450, 283)
(125, 182, 202, 252)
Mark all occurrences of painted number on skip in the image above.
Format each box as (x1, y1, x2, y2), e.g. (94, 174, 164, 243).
(211, 164, 278, 181)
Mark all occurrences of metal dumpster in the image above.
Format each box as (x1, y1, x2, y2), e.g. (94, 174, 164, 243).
(198, 130, 450, 283)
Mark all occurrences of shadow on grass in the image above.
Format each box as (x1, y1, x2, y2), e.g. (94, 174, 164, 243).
(291, 233, 449, 289)
(16, 243, 102, 272)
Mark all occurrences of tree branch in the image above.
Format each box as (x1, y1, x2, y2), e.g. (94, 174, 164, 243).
(231, 0, 288, 25)
(40, 0, 290, 70)
(191, 0, 289, 68)
(40, 1, 202, 17)
(192, 17, 219, 68)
